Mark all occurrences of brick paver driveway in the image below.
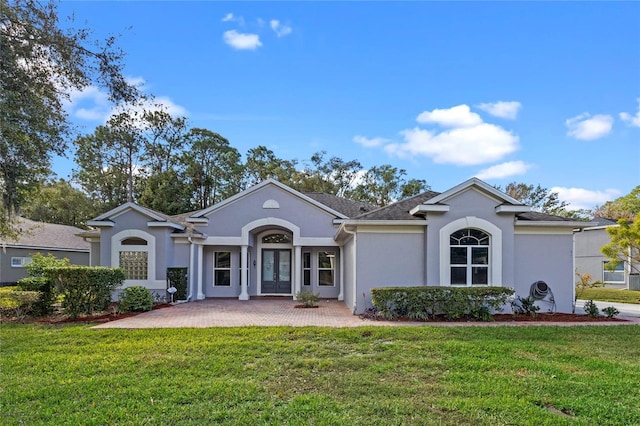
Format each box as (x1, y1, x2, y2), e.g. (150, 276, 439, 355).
(92, 298, 640, 329)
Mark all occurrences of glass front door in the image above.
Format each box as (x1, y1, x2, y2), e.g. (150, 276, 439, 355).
(261, 249, 291, 294)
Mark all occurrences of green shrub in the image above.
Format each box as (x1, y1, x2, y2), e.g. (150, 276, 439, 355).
(583, 300, 600, 318)
(0, 287, 40, 320)
(370, 286, 515, 321)
(45, 266, 125, 318)
(25, 253, 70, 277)
(119, 286, 154, 312)
(602, 306, 620, 319)
(16, 276, 54, 316)
(511, 296, 541, 317)
(295, 291, 320, 308)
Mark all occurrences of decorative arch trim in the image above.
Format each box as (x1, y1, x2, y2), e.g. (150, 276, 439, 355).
(439, 216, 502, 286)
(111, 229, 156, 283)
(241, 218, 301, 245)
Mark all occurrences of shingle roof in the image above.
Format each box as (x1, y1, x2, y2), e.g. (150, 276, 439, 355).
(515, 211, 587, 222)
(589, 217, 618, 227)
(352, 190, 441, 221)
(303, 193, 377, 218)
(2, 217, 89, 251)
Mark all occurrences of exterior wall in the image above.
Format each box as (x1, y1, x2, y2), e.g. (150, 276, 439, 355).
(89, 241, 101, 266)
(514, 232, 575, 313)
(0, 247, 89, 285)
(342, 237, 356, 312)
(197, 185, 338, 238)
(354, 228, 425, 313)
(425, 189, 516, 287)
(98, 209, 175, 292)
(574, 227, 625, 286)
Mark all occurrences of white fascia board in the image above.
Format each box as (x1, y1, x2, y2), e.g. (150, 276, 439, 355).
(495, 205, 531, 213)
(185, 217, 209, 224)
(515, 220, 593, 229)
(171, 232, 207, 240)
(427, 177, 523, 206)
(86, 220, 114, 227)
(147, 221, 185, 231)
(409, 204, 450, 215)
(338, 220, 428, 227)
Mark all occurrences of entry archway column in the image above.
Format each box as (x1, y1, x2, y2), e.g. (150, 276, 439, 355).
(239, 245, 250, 300)
(293, 245, 302, 299)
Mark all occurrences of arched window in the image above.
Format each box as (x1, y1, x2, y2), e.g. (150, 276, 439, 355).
(111, 230, 155, 283)
(262, 233, 292, 244)
(449, 228, 489, 285)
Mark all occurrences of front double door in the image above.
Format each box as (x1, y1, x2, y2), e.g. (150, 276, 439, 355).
(261, 249, 291, 294)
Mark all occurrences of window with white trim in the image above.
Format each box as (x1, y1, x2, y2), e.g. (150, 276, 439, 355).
(303, 252, 311, 286)
(318, 251, 335, 286)
(214, 251, 231, 286)
(119, 251, 148, 280)
(603, 261, 624, 283)
(11, 257, 32, 268)
(449, 228, 489, 286)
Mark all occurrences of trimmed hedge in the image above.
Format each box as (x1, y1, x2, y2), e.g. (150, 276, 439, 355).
(45, 267, 125, 318)
(16, 276, 54, 316)
(0, 286, 40, 320)
(119, 286, 153, 312)
(371, 286, 515, 321)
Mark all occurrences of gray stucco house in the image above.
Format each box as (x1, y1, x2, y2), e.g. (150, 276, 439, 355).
(574, 218, 633, 289)
(83, 178, 590, 314)
(0, 217, 90, 285)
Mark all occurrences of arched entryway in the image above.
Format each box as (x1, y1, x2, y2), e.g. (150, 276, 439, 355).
(257, 230, 293, 295)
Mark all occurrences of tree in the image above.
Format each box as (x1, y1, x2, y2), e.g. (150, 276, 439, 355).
(139, 108, 188, 175)
(20, 179, 98, 228)
(73, 112, 145, 210)
(601, 218, 640, 275)
(294, 151, 363, 197)
(498, 182, 575, 216)
(243, 146, 299, 188)
(593, 185, 640, 221)
(137, 169, 193, 215)
(350, 165, 428, 207)
(181, 129, 243, 209)
(1, 0, 137, 238)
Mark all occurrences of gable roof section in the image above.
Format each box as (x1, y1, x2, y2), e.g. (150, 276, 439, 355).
(419, 178, 529, 212)
(88, 202, 185, 230)
(303, 193, 376, 218)
(1, 217, 89, 251)
(189, 179, 350, 221)
(351, 190, 441, 221)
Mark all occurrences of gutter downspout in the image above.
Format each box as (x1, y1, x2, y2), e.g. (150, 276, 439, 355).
(342, 226, 357, 314)
(572, 232, 576, 313)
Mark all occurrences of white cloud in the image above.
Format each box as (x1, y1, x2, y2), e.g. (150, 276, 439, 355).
(387, 122, 519, 166)
(565, 113, 614, 140)
(353, 135, 389, 148)
(551, 187, 621, 211)
(222, 13, 234, 22)
(620, 98, 640, 128)
(270, 19, 292, 37)
(416, 104, 482, 128)
(477, 101, 522, 120)
(223, 30, 262, 50)
(474, 161, 532, 180)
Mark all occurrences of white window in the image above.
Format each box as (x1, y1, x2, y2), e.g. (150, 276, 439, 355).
(11, 257, 32, 268)
(603, 261, 624, 283)
(119, 251, 148, 280)
(214, 252, 231, 286)
(112, 230, 155, 283)
(318, 251, 335, 287)
(449, 228, 489, 286)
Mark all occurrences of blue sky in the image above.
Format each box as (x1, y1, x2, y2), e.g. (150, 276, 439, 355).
(55, 1, 639, 211)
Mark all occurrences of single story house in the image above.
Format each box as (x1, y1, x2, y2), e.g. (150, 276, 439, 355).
(0, 217, 90, 285)
(83, 178, 591, 314)
(574, 218, 636, 289)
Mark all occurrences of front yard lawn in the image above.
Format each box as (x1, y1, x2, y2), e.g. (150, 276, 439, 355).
(2, 324, 640, 425)
(578, 287, 640, 304)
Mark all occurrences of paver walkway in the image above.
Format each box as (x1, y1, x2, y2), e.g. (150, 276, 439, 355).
(92, 298, 640, 329)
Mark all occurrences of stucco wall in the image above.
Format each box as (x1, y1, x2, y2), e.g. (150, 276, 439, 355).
(575, 227, 615, 284)
(354, 229, 425, 313)
(0, 248, 89, 285)
(514, 232, 575, 313)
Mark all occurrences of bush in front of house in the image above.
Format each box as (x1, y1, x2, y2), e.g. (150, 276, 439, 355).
(295, 290, 320, 308)
(119, 286, 154, 312)
(370, 286, 515, 321)
(45, 266, 125, 318)
(0, 286, 40, 320)
(16, 276, 54, 316)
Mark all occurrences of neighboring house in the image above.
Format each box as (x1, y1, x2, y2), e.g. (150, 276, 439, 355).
(0, 217, 90, 285)
(83, 178, 591, 314)
(574, 218, 632, 289)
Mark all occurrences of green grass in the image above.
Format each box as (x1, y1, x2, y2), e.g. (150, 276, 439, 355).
(2, 324, 640, 425)
(578, 287, 640, 304)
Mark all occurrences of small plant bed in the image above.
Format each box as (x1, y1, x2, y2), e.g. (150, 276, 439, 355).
(0, 302, 173, 325)
(360, 309, 628, 323)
